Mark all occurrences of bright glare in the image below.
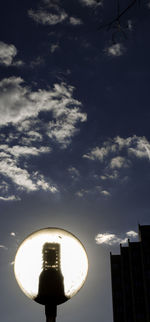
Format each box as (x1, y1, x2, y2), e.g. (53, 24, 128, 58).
(14, 228, 88, 301)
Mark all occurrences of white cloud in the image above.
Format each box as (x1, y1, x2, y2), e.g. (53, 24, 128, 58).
(12, 60, 24, 67)
(110, 156, 129, 169)
(69, 17, 83, 25)
(95, 230, 138, 246)
(24, 131, 42, 142)
(127, 19, 133, 31)
(0, 195, 20, 201)
(84, 135, 150, 182)
(101, 190, 111, 196)
(100, 175, 107, 180)
(76, 191, 84, 197)
(0, 244, 8, 249)
(68, 167, 80, 177)
(82, 135, 150, 198)
(113, 136, 150, 161)
(42, 0, 61, 5)
(105, 43, 125, 57)
(95, 233, 126, 245)
(75, 186, 110, 198)
(47, 105, 87, 147)
(28, 8, 68, 25)
(30, 56, 44, 68)
(100, 170, 118, 180)
(0, 152, 58, 193)
(95, 185, 101, 192)
(126, 230, 138, 237)
(10, 232, 16, 237)
(2, 125, 43, 148)
(0, 77, 35, 124)
(83, 145, 113, 161)
(79, 0, 103, 7)
(114, 136, 133, 149)
(0, 42, 23, 66)
(0, 158, 36, 191)
(0, 145, 51, 158)
(0, 77, 86, 197)
(114, 135, 150, 161)
(33, 172, 58, 193)
(10, 261, 15, 266)
(128, 136, 150, 160)
(75, 189, 89, 197)
(28, 1, 84, 29)
(50, 44, 60, 53)
(0, 78, 86, 141)
(0, 143, 53, 193)
(0, 180, 9, 193)
(0, 42, 17, 66)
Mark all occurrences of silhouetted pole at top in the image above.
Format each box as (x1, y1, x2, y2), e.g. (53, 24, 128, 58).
(46, 317, 56, 322)
(45, 304, 57, 322)
(35, 244, 68, 322)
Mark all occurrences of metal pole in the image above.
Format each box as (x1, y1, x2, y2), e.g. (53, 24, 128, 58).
(45, 304, 57, 322)
(46, 316, 56, 322)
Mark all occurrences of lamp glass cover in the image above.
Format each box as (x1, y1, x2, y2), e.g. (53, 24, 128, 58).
(14, 228, 88, 303)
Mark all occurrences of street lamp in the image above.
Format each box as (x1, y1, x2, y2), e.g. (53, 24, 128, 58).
(14, 228, 88, 322)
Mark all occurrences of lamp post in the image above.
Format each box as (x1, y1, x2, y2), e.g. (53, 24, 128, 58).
(14, 228, 88, 322)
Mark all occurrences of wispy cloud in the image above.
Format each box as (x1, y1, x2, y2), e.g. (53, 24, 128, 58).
(0, 42, 24, 67)
(0, 142, 53, 194)
(83, 135, 150, 180)
(0, 41, 17, 66)
(28, 1, 83, 27)
(68, 167, 80, 179)
(110, 156, 129, 169)
(50, 43, 60, 53)
(75, 189, 89, 197)
(69, 17, 83, 25)
(10, 232, 16, 237)
(0, 77, 86, 137)
(114, 136, 133, 149)
(95, 230, 138, 246)
(28, 8, 68, 25)
(128, 137, 150, 160)
(0, 244, 8, 250)
(30, 56, 45, 68)
(10, 261, 15, 266)
(100, 190, 111, 196)
(0, 77, 86, 198)
(127, 19, 133, 31)
(79, 0, 103, 7)
(126, 230, 138, 237)
(114, 135, 150, 161)
(0, 153, 58, 193)
(75, 185, 111, 198)
(83, 144, 115, 161)
(0, 145, 51, 158)
(47, 113, 86, 147)
(100, 170, 119, 180)
(104, 43, 126, 57)
(33, 172, 58, 193)
(0, 195, 20, 201)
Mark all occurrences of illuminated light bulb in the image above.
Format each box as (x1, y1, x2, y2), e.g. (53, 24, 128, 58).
(14, 228, 88, 306)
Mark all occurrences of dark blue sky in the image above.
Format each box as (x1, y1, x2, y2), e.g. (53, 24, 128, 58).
(0, 0, 150, 321)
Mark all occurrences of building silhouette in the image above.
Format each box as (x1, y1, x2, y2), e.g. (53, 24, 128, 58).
(110, 225, 150, 322)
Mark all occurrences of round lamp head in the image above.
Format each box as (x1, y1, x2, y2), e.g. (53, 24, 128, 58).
(14, 228, 88, 306)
